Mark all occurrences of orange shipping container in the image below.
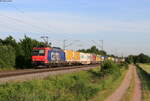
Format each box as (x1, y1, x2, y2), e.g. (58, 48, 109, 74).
(73, 51, 80, 61)
(64, 50, 74, 61)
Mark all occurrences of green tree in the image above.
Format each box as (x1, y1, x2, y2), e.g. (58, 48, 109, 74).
(0, 35, 45, 69)
(0, 45, 15, 68)
(1, 36, 24, 68)
(78, 46, 107, 56)
(137, 53, 150, 63)
(126, 53, 150, 64)
(19, 36, 44, 68)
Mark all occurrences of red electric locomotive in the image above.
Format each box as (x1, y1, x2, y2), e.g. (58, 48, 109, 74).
(32, 47, 66, 67)
(32, 47, 50, 66)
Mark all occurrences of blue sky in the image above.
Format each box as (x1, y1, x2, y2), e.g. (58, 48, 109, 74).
(0, 0, 150, 56)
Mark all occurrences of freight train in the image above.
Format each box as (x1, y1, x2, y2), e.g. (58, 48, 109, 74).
(32, 46, 125, 68)
(32, 47, 101, 67)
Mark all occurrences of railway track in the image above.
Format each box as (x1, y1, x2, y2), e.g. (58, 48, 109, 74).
(0, 64, 99, 84)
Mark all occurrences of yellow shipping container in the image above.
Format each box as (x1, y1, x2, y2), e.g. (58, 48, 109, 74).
(108, 57, 115, 61)
(108, 57, 111, 60)
(96, 55, 101, 62)
(73, 51, 80, 61)
(64, 50, 74, 61)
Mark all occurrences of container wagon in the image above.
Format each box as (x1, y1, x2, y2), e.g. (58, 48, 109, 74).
(80, 53, 91, 64)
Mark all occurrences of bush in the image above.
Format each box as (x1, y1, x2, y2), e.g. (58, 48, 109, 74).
(0, 36, 45, 69)
(0, 45, 15, 69)
(119, 62, 129, 70)
(0, 71, 99, 101)
(101, 60, 121, 78)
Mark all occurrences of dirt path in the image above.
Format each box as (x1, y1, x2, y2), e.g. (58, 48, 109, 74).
(131, 65, 142, 101)
(105, 65, 142, 101)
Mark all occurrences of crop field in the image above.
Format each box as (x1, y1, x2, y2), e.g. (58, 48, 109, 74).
(139, 64, 150, 74)
(137, 64, 150, 101)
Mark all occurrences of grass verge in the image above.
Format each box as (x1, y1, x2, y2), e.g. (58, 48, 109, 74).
(0, 62, 128, 101)
(0, 67, 15, 71)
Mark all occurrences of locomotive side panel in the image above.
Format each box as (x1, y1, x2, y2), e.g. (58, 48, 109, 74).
(47, 49, 66, 67)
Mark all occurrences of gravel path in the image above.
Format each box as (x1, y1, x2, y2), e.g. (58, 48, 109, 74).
(131, 65, 142, 101)
(105, 65, 134, 101)
(105, 65, 142, 101)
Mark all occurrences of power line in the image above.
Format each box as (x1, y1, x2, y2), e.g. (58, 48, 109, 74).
(3, 3, 58, 34)
(0, 14, 54, 33)
(91, 40, 103, 50)
(11, 3, 72, 35)
(1, 3, 73, 36)
(0, 18, 28, 32)
(63, 40, 80, 50)
(0, 2, 55, 33)
(5, 3, 24, 13)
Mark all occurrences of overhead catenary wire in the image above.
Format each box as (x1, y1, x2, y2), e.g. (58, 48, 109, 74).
(0, 2, 107, 51)
(0, 3, 56, 33)
(2, 3, 58, 34)
(4, 3, 24, 13)
(4, 2, 81, 36)
(0, 16, 30, 33)
(91, 40, 103, 50)
(0, 14, 54, 33)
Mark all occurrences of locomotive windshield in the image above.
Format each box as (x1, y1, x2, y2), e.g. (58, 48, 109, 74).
(32, 49, 45, 56)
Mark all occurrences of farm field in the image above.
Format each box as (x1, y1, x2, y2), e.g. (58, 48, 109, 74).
(139, 64, 150, 74)
(138, 64, 150, 101)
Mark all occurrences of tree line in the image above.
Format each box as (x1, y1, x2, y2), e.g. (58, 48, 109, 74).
(0, 36, 44, 69)
(0, 36, 108, 69)
(78, 46, 107, 56)
(1, 35, 149, 69)
(126, 53, 150, 64)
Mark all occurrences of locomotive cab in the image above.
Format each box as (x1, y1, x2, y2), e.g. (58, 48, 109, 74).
(32, 47, 50, 66)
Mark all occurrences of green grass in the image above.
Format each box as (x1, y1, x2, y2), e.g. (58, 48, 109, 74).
(0, 67, 101, 101)
(0, 62, 127, 101)
(137, 64, 150, 101)
(0, 67, 15, 71)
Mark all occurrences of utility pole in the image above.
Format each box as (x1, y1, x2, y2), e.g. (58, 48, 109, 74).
(99, 40, 103, 50)
(63, 40, 80, 50)
(92, 40, 104, 50)
(41, 36, 51, 47)
(63, 40, 66, 50)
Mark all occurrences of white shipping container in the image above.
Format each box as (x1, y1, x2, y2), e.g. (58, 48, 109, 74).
(80, 53, 91, 64)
